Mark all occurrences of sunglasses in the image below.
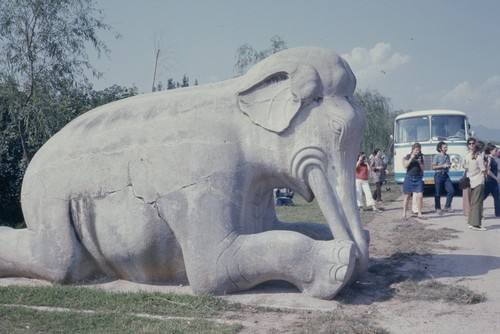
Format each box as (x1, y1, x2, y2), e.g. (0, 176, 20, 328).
(468, 142, 475, 145)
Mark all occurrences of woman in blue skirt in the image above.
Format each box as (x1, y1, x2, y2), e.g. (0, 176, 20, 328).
(402, 142, 425, 219)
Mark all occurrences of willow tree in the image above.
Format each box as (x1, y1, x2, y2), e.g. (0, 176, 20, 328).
(0, 0, 116, 164)
(233, 35, 287, 75)
(355, 89, 396, 156)
(0, 0, 117, 226)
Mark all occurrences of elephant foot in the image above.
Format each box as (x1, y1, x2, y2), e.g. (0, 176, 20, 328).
(300, 239, 355, 299)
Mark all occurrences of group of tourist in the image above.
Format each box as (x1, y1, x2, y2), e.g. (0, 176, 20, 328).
(288, 138, 498, 229)
(399, 137, 499, 230)
(462, 139, 500, 230)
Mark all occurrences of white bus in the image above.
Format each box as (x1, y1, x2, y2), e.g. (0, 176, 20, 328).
(393, 109, 472, 186)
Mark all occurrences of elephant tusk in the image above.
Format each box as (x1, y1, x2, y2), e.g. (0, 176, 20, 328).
(307, 166, 352, 242)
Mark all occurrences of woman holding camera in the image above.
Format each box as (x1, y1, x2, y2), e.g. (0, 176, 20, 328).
(356, 152, 380, 212)
(402, 142, 425, 219)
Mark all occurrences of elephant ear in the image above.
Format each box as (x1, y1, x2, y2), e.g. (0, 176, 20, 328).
(237, 64, 323, 133)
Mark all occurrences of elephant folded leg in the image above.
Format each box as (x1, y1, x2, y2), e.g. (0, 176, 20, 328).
(0, 198, 97, 282)
(0, 227, 39, 279)
(196, 231, 355, 300)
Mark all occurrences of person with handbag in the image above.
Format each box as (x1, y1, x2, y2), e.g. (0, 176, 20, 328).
(467, 141, 487, 230)
(462, 138, 476, 217)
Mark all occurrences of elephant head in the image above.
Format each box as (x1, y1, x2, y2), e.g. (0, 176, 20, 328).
(237, 47, 369, 280)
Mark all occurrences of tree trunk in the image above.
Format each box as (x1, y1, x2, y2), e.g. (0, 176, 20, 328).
(17, 118, 31, 165)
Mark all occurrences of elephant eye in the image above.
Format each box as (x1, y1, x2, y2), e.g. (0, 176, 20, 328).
(315, 96, 323, 103)
(329, 119, 343, 135)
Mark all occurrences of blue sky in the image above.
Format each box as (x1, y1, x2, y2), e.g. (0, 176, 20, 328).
(91, 0, 500, 129)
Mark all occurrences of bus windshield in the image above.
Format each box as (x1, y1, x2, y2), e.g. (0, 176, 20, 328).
(394, 115, 466, 144)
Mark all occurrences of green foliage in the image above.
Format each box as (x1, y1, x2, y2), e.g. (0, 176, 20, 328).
(88, 84, 138, 108)
(355, 90, 393, 155)
(162, 75, 194, 91)
(0, 306, 240, 334)
(0, 285, 241, 316)
(0, 0, 140, 227)
(0, 82, 137, 227)
(167, 78, 176, 90)
(181, 74, 189, 88)
(0, 0, 116, 163)
(0, 79, 27, 227)
(0, 124, 25, 226)
(0, 0, 114, 81)
(233, 35, 287, 75)
(276, 183, 401, 227)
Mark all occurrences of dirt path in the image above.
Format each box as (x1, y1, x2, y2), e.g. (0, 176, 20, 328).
(339, 194, 500, 333)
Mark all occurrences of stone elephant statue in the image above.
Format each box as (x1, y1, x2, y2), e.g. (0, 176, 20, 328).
(0, 47, 368, 299)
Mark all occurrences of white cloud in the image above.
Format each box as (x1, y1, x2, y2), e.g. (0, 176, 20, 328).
(440, 81, 476, 105)
(341, 43, 410, 86)
(438, 75, 500, 129)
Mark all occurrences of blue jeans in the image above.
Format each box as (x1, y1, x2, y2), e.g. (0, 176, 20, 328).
(434, 173, 454, 209)
(484, 181, 500, 217)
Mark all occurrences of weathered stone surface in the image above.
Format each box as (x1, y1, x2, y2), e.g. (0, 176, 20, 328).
(0, 47, 368, 299)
